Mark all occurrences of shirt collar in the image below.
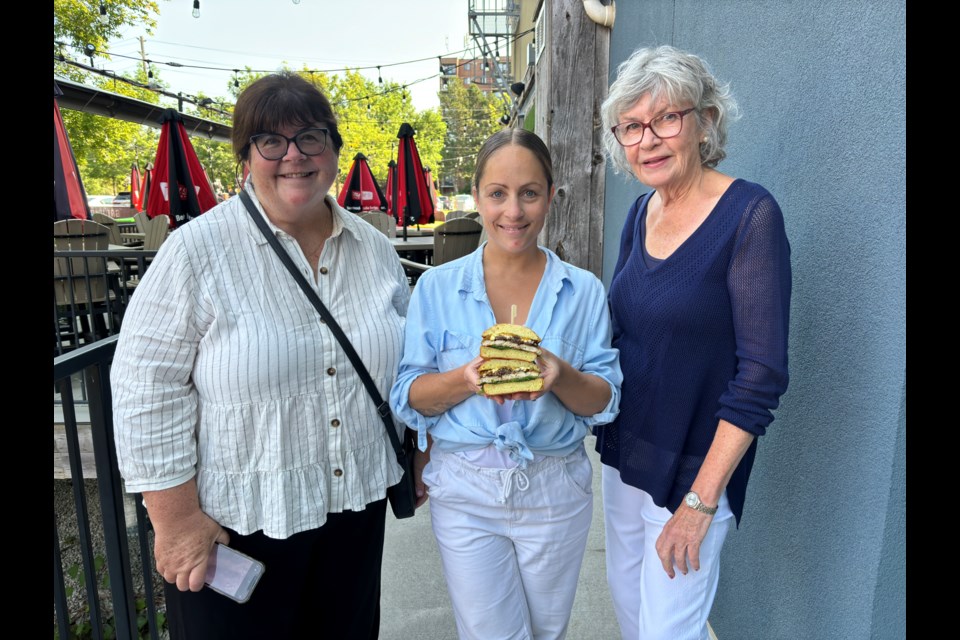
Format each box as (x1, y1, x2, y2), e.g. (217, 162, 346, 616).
(456, 243, 576, 309)
(241, 180, 364, 245)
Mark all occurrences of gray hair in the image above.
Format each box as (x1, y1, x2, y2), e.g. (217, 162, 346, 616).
(601, 45, 740, 175)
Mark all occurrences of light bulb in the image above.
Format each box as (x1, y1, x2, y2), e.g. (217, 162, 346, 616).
(292, 0, 301, 4)
(192, 0, 200, 18)
(98, 3, 109, 25)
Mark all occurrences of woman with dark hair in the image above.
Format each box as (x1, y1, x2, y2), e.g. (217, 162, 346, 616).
(598, 45, 792, 639)
(112, 72, 410, 639)
(390, 128, 622, 639)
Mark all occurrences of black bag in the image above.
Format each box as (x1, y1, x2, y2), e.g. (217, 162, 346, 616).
(386, 428, 417, 519)
(240, 190, 417, 519)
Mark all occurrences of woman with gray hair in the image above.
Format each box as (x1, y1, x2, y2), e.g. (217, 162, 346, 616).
(595, 45, 792, 639)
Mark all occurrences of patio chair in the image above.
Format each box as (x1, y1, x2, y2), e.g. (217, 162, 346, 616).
(91, 212, 124, 245)
(443, 210, 470, 221)
(432, 217, 483, 266)
(358, 211, 396, 237)
(141, 214, 171, 251)
(53, 219, 121, 349)
(133, 211, 150, 234)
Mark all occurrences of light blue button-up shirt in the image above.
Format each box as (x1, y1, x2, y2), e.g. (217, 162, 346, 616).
(389, 245, 622, 467)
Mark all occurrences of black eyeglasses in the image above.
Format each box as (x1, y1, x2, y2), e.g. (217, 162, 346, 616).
(249, 128, 329, 160)
(610, 108, 696, 147)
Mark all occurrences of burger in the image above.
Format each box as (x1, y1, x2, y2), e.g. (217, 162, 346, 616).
(477, 323, 544, 396)
(478, 358, 544, 396)
(480, 324, 542, 362)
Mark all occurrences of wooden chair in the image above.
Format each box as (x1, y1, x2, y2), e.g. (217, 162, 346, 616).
(433, 217, 483, 266)
(133, 211, 150, 234)
(141, 214, 170, 251)
(53, 219, 121, 348)
(443, 210, 470, 221)
(91, 212, 124, 245)
(359, 212, 396, 238)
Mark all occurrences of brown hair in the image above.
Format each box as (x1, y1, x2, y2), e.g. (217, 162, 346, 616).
(232, 72, 343, 163)
(473, 129, 554, 191)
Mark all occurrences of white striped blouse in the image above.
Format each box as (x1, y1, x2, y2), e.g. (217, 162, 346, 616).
(111, 186, 409, 539)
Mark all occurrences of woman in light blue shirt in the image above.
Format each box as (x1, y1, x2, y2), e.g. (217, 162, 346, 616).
(390, 129, 622, 640)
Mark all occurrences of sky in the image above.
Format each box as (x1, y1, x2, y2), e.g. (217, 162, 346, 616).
(104, 0, 478, 111)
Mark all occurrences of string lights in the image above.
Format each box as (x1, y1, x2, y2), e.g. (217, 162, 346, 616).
(54, 28, 533, 111)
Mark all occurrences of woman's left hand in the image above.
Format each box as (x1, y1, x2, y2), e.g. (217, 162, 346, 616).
(655, 507, 714, 579)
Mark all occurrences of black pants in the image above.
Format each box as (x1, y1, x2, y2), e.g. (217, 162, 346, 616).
(164, 498, 387, 639)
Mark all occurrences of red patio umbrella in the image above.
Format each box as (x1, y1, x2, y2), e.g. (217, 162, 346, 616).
(147, 109, 217, 228)
(53, 81, 91, 222)
(385, 160, 397, 220)
(395, 122, 435, 234)
(337, 152, 388, 212)
(130, 164, 142, 210)
(137, 163, 152, 212)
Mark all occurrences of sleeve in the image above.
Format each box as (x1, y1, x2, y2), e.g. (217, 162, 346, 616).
(111, 235, 207, 492)
(388, 272, 443, 451)
(577, 277, 623, 428)
(715, 190, 792, 437)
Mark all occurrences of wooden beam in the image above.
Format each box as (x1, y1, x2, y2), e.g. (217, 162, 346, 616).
(536, 0, 610, 277)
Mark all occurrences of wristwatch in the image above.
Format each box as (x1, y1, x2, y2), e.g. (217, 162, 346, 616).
(683, 491, 718, 516)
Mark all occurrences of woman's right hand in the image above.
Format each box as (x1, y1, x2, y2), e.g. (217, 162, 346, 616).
(153, 509, 230, 592)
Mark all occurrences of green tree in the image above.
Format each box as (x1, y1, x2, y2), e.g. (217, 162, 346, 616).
(230, 68, 445, 198)
(61, 67, 163, 195)
(54, 0, 160, 81)
(438, 78, 503, 194)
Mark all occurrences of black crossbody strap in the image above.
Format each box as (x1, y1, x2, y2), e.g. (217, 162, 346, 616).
(239, 190, 405, 463)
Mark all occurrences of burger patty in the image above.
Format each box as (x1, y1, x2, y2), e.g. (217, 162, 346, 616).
(480, 339, 542, 353)
(478, 371, 540, 384)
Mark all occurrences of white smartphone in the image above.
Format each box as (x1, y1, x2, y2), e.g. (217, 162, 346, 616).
(204, 543, 265, 604)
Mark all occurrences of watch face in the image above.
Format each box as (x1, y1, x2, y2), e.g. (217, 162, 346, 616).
(685, 492, 697, 507)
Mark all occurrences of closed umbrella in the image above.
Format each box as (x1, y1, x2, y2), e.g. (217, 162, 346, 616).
(386, 160, 397, 221)
(138, 163, 152, 212)
(53, 81, 91, 222)
(130, 164, 142, 210)
(147, 109, 217, 228)
(337, 152, 388, 212)
(395, 122, 435, 238)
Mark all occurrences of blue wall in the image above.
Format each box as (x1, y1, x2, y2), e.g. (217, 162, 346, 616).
(601, 3, 906, 638)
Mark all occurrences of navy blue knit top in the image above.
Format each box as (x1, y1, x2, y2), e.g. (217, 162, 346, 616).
(596, 179, 791, 525)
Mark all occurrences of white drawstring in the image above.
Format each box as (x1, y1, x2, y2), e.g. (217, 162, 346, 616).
(498, 466, 530, 503)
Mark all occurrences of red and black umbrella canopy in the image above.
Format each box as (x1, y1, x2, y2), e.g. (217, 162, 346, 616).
(386, 160, 397, 220)
(395, 123, 435, 226)
(53, 81, 91, 222)
(337, 152, 388, 213)
(147, 109, 218, 228)
(137, 163, 152, 212)
(130, 164, 142, 210)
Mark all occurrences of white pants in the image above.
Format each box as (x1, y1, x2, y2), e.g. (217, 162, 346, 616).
(602, 464, 733, 640)
(425, 445, 594, 640)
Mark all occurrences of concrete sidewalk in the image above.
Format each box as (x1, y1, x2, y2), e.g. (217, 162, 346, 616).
(379, 435, 621, 640)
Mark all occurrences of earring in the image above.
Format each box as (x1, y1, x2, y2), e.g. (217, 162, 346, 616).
(702, 136, 708, 143)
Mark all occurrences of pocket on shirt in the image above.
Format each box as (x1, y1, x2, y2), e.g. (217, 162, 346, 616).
(539, 336, 585, 370)
(437, 330, 480, 372)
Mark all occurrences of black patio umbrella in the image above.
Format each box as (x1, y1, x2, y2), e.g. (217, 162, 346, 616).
(337, 152, 388, 212)
(395, 123, 435, 239)
(147, 109, 217, 228)
(54, 81, 91, 222)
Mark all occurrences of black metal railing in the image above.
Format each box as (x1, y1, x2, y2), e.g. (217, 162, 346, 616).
(54, 337, 163, 640)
